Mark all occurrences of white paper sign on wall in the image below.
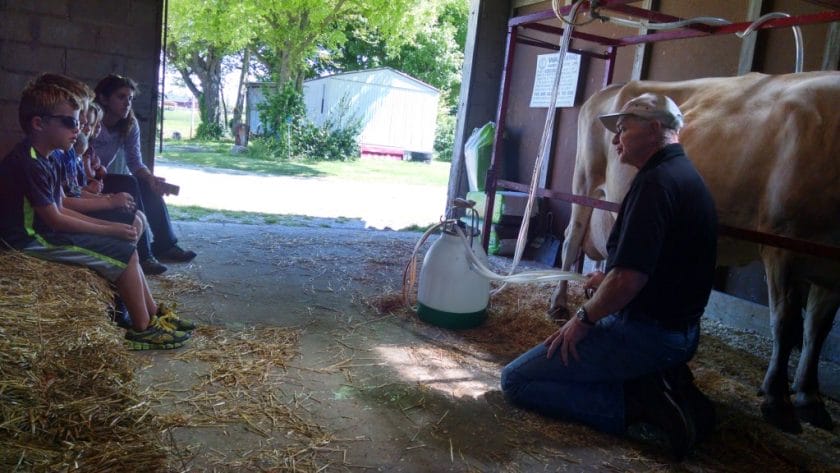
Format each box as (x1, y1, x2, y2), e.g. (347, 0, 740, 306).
(529, 52, 582, 108)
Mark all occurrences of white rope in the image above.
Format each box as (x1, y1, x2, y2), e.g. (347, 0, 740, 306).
(493, 0, 586, 297)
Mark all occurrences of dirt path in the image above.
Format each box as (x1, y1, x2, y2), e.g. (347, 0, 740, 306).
(155, 161, 448, 230)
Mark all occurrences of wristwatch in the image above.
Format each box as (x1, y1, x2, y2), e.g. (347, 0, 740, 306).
(575, 305, 595, 326)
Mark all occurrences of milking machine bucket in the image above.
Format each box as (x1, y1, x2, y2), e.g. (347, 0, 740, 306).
(416, 199, 490, 329)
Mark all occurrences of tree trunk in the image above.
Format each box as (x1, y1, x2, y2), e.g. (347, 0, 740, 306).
(221, 89, 228, 129)
(174, 47, 223, 137)
(198, 55, 222, 133)
(231, 48, 251, 134)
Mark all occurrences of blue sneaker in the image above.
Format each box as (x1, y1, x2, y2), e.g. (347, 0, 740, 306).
(109, 297, 132, 329)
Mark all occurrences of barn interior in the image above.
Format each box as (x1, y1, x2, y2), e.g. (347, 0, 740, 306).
(1, 0, 840, 471)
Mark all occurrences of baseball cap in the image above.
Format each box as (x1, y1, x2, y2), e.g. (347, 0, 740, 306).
(599, 93, 684, 133)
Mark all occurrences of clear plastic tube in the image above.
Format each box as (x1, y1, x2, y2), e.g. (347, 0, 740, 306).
(402, 219, 585, 309)
(604, 10, 803, 73)
(606, 15, 731, 30)
(736, 12, 803, 72)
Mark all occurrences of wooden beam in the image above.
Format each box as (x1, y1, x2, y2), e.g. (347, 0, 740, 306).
(448, 0, 512, 210)
(822, 21, 840, 70)
(738, 0, 764, 75)
(630, 0, 654, 80)
(801, 0, 840, 8)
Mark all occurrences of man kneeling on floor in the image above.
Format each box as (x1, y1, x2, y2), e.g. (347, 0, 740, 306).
(501, 94, 717, 460)
(0, 78, 196, 350)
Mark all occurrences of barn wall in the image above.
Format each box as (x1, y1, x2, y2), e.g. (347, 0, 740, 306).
(508, 1, 837, 242)
(490, 1, 840, 361)
(504, 0, 837, 288)
(0, 0, 163, 169)
(447, 0, 513, 214)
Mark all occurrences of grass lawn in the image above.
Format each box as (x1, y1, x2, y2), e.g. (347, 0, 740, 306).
(167, 204, 431, 231)
(168, 205, 332, 226)
(158, 140, 451, 187)
(161, 108, 200, 140)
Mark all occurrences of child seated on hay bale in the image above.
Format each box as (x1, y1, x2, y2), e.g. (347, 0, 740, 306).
(0, 77, 194, 350)
(31, 73, 167, 276)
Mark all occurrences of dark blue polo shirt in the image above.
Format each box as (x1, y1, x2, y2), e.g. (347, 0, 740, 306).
(605, 143, 717, 325)
(0, 140, 63, 249)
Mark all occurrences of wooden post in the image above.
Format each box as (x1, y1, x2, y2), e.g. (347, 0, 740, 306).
(630, 0, 654, 80)
(738, 0, 764, 75)
(822, 21, 840, 70)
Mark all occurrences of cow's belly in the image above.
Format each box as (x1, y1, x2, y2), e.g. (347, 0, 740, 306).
(718, 236, 840, 291)
(582, 208, 615, 261)
(717, 237, 761, 268)
(785, 252, 840, 291)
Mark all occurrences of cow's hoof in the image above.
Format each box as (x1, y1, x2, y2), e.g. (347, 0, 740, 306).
(760, 399, 802, 434)
(795, 402, 835, 431)
(546, 305, 569, 323)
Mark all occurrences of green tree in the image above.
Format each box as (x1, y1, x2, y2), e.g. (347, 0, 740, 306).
(307, 0, 468, 161)
(251, 0, 418, 86)
(166, 0, 257, 138)
(167, 0, 422, 138)
(312, 0, 467, 109)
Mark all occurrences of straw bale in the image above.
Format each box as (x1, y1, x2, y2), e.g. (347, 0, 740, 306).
(0, 251, 169, 471)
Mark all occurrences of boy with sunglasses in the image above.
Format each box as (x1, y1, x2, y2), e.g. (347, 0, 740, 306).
(0, 80, 193, 350)
(31, 73, 168, 276)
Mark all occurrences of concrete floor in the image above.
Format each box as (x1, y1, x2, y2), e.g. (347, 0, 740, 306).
(135, 220, 839, 472)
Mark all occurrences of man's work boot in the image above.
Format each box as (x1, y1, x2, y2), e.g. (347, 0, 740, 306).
(625, 372, 696, 461)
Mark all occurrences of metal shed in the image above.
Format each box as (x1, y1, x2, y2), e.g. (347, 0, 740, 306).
(247, 68, 440, 157)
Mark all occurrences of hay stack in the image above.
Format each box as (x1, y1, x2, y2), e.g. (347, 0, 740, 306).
(0, 251, 168, 471)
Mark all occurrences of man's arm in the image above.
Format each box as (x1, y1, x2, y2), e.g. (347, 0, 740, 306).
(581, 267, 648, 323)
(544, 267, 648, 365)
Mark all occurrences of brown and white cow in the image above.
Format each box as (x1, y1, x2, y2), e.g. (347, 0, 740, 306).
(549, 71, 840, 433)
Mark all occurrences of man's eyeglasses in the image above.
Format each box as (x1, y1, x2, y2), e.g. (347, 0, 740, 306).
(42, 115, 80, 130)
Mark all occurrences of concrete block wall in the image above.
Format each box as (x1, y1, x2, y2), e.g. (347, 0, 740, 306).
(0, 0, 163, 168)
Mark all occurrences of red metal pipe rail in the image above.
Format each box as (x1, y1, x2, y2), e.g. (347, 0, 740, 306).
(481, 24, 518, 250)
(498, 179, 840, 261)
(480, 1, 840, 260)
(616, 10, 840, 46)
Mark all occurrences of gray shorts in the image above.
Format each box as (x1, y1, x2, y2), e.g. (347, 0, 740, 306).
(22, 232, 136, 283)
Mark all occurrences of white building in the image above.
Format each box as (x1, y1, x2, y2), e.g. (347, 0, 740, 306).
(247, 68, 440, 157)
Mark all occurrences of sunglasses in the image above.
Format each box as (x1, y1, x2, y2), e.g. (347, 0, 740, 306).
(42, 115, 80, 130)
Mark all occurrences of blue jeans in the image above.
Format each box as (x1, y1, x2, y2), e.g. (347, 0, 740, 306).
(103, 174, 178, 256)
(500, 314, 699, 434)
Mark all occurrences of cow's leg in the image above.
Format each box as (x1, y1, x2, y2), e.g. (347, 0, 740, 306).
(792, 285, 839, 430)
(759, 253, 803, 433)
(548, 204, 593, 320)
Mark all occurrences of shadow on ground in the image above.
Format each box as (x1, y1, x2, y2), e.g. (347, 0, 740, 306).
(137, 220, 838, 471)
